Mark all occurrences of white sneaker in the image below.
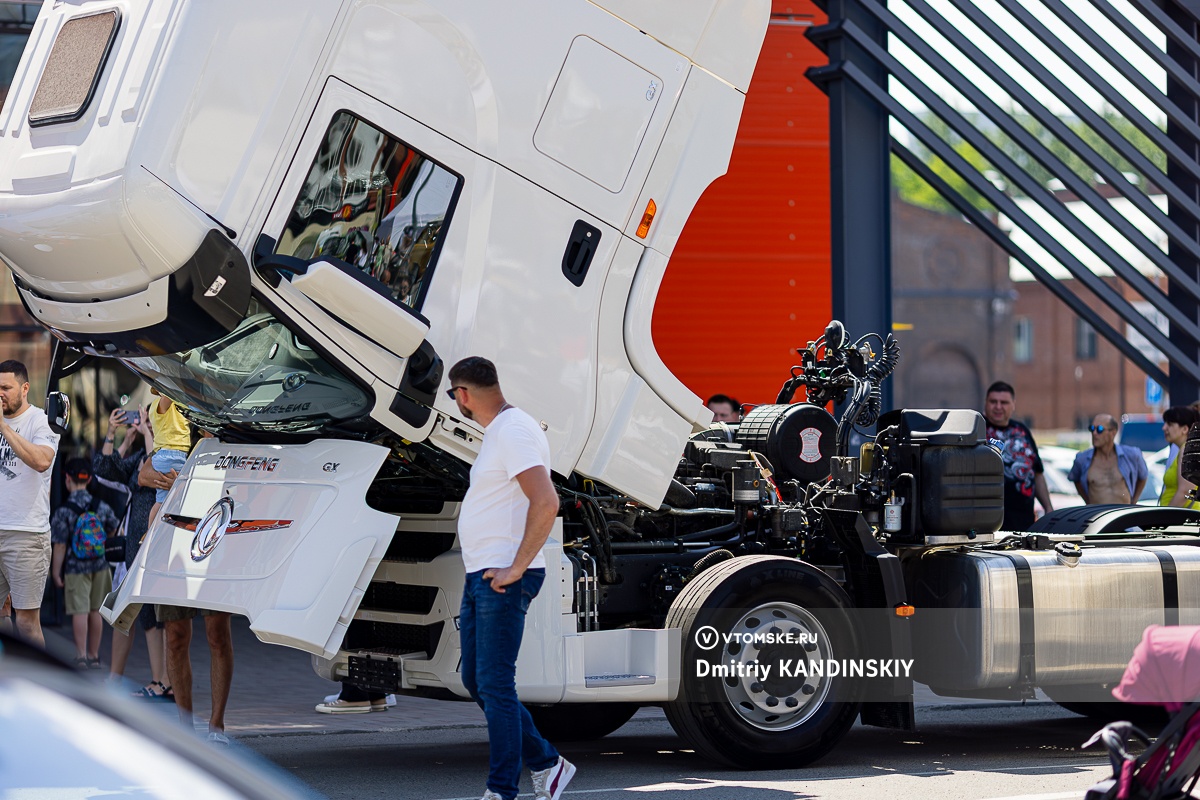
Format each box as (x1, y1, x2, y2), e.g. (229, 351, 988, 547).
(479, 791, 503, 800)
(315, 698, 380, 714)
(531, 756, 576, 800)
(323, 692, 396, 707)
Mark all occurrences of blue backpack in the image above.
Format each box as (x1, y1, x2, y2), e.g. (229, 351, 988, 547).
(65, 498, 106, 560)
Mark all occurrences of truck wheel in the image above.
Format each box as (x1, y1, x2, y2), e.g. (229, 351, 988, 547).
(664, 555, 861, 769)
(525, 703, 639, 741)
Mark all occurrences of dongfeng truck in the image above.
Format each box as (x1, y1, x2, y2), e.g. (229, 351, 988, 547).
(3, 0, 1200, 769)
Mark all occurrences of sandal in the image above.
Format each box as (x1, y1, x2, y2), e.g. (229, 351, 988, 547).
(72, 657, 88, 669)
(131, 680, 172, 700)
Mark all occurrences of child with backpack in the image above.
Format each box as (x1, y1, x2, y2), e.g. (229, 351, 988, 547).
(50, 457, 120, 668)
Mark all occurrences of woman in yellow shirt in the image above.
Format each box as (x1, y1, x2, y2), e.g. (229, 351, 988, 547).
(1159, 406, 1199, 509)
(146, 392, 192, 526)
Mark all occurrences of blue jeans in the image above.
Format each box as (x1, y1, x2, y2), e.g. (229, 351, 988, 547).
(151, 448, 187, 503)
(460, 568, 557, 800)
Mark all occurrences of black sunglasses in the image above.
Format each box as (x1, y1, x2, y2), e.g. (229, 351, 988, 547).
(1088, 424, 1107, 433)
(446, 386, 467, 400)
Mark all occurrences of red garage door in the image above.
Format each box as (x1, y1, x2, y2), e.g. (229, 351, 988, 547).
(652, 1, 832, 410)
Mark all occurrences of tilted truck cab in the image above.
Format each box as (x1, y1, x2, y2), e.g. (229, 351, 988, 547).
(0, 0, 767, 504)
(7, 0, 1200, 771)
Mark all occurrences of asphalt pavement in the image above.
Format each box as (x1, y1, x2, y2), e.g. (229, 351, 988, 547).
(37, 616, 1115, 800)
(46, 614, 487, 737)
(47, 614, 1046, 741)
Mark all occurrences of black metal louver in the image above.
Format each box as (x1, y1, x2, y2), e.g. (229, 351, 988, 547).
(808, 0, 1200, 399)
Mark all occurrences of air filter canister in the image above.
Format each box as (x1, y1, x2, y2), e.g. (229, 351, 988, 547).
(735, 403, 837, 484)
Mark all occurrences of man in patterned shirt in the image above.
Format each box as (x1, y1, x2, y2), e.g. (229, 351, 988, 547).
(984, 381, 1053, 530)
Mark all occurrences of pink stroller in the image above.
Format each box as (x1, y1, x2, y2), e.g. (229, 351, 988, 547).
(1085, 626, 1200, 800)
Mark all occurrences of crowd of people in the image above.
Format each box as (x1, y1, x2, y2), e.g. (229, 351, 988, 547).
(0, 354, 580, 797)
(0, 362, 233, 744)
(986, 382, 1200, 520)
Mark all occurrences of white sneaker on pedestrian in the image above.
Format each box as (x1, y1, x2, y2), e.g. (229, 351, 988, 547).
(206, 731, 230, 746)
(323, 692, 395, 707)
(531, 756, 576, 800)
(479, 791, 503, 800)
(315, 698, 377, 714)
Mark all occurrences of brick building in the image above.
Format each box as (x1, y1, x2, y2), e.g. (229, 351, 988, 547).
(890, 199, 1013, 413)
(1008, 275, 1169, 430)
(890, 195, 1168, 432)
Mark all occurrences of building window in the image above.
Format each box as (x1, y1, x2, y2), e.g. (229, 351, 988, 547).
(1075, 317, 1097, 360)
(1014, 318, 1033, 364)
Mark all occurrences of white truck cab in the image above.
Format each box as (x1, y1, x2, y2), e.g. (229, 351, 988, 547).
(1, 0, 783, 765)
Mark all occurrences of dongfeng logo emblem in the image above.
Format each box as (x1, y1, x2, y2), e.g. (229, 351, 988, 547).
(191, 497, 235, 562)
(282, 373, 306, 392)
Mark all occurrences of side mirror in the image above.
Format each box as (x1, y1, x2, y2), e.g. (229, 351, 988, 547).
(45, 391, 70, 435)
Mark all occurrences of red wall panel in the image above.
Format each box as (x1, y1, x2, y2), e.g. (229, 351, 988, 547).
(651, 2, 831, 409)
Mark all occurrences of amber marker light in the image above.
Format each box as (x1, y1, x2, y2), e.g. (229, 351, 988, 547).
(895, 604, 915, 617)
(636, 199, 657, 238)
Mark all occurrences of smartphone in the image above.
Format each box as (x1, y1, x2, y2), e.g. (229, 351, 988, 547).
(121, 410, 141, 425)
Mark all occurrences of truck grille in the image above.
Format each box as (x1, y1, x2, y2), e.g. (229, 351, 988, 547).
(384, 531, 456, 562)
(360, 583, 438, 615)
(346, 620, 445, 657)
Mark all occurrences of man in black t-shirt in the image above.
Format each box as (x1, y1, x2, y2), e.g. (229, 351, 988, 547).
(984, 381, 1053, 530)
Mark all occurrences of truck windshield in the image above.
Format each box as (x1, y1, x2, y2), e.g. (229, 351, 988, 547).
(122, 298, 371, 433)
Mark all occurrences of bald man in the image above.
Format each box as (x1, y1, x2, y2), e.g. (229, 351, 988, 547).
(1068, 414, 1148, 505)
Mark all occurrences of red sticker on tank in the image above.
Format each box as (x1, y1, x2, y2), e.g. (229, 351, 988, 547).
(799, 427, 823, 463)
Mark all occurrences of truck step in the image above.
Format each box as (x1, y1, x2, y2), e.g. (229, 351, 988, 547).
(585, 674, 656, 688)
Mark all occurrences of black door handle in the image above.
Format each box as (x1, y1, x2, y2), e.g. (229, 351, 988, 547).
(562, 220, 601, 287)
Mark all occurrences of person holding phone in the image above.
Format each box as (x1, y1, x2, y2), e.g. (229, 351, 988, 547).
(96, 406, 170, 698)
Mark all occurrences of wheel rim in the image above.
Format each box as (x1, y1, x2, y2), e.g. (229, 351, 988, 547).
(716, 601, 834, 731)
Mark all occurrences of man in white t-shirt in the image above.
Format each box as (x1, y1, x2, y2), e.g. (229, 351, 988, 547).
(0, 360, 60, 647)
(448, 356, 575, 800)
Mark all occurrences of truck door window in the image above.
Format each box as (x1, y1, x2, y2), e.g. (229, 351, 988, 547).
(274, 111, 461, 311)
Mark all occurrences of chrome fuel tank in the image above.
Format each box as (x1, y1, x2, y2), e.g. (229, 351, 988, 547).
(909, 545, 1200, 692)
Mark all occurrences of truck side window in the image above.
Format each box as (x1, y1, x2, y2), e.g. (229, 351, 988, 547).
(275, 111, 460, 310)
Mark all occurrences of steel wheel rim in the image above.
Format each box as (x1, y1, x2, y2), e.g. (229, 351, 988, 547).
(716, 601, 834, 731)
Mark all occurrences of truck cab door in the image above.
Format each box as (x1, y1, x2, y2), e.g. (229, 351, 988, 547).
(250, 79, 472, 400)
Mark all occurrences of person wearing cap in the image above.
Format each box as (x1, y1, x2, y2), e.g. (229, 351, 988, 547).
(50, 457, 120, 668)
